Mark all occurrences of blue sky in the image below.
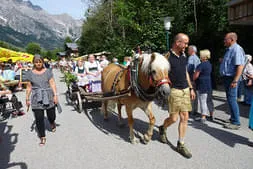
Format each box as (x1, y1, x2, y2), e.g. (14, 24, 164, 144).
(29, 0, 87, 19)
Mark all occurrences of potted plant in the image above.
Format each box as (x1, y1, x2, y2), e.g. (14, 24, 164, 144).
(64, 72, 77, 87)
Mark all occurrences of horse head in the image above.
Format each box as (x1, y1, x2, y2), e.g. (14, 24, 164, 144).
(137, 52, 171, 98)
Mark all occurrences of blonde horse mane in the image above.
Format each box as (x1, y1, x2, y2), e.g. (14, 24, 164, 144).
(140, 53, 170, 75)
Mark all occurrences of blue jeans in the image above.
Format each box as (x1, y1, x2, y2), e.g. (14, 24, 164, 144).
(237, 80, 244, 99)
(223, 76, 240, 125)
(249, 98, 253, 129)
(244, 85, 253, 104)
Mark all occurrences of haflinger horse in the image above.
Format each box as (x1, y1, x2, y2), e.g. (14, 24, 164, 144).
(101, 52, 171, 144)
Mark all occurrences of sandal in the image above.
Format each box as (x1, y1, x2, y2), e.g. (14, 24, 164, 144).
(39, 137, 46, 146)
(51, 123, 56, 132)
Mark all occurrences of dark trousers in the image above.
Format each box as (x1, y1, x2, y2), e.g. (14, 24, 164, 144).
(33, 107, 56, 137)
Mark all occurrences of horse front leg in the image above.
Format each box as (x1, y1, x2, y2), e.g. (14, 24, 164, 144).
(142, 102, 155, 144)
(126, 106, 138, 144)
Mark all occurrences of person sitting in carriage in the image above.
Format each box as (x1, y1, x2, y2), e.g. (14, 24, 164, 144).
(74, 59, 89, 88)
(85, 54, 102, 92)
(85, 54, 102, 81)
(0, 78, 25, 119)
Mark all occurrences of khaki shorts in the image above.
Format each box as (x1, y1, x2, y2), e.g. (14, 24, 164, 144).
(168, 88, 192, 113)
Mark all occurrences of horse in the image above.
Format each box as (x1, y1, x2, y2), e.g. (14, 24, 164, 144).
(101, 52, 171, 144)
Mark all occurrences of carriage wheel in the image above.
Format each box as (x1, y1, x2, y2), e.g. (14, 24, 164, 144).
(65, 90, 72, 105)
(74, 92, 83, 113)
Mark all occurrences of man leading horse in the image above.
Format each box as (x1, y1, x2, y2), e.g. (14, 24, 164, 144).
(159, 33, 196, 159)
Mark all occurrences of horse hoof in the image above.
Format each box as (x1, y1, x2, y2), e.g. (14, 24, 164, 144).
(129, 137, 139, 144)
(142, 134, 151, 144)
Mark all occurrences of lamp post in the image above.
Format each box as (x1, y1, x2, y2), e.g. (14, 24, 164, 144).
(164, 17, 174, 51)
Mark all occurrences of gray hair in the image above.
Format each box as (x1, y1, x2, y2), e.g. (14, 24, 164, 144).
(227, 32, 238, 41)
(246, 54, 252, 62)
(189, 45, 197, 53)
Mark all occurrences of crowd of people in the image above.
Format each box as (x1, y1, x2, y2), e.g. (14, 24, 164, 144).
(159, 32, 253, 158)
(0, 32, 252, 159)
(0, 60, 36, 121)
(187, 32, 253, 131)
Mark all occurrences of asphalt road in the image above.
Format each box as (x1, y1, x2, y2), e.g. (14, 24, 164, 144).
(0, 69, 252, 169)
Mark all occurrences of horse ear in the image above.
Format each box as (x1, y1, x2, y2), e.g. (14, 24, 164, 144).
(164, 52, 170, 60)
(150, 53, 156, 63)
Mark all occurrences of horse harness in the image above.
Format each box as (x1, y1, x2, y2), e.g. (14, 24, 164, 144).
(110, 64, 131, 96)
(110, 55, 170, 101)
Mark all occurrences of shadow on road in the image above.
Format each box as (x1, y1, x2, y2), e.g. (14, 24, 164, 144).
(86, 108, 160, 144)
(188, 120, 252, 148)
(212, 95, 250, 119)
(0, 122, 28, 169)
(30, 117, 60, 138)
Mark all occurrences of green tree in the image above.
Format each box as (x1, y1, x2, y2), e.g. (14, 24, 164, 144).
(26, 42, 41, 55)
(0, 41, 22, 52)
(64, 36, 73, 44)
(79, 0, 251, 64)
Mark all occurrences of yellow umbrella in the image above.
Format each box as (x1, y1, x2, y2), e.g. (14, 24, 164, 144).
(0, 57, 8, 62)
(0, 47, 34, 62)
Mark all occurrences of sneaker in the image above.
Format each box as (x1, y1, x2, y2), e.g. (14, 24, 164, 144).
(224, 123, 240, 130)
(237, 98, 244, 102)
(158, 125, 168, 144)
(177, 141, 192, 159)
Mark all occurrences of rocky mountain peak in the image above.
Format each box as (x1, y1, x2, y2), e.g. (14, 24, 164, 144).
(13, 0, 42, 10)
(0, 0, 83, 49)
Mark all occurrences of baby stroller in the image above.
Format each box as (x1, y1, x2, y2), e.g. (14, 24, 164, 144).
(0, 94, 24, 121)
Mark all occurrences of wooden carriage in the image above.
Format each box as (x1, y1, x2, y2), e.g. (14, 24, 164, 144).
(65, 79, 130, 113)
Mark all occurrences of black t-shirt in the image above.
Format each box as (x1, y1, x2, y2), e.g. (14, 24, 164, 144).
(168, 51, 188, 89)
